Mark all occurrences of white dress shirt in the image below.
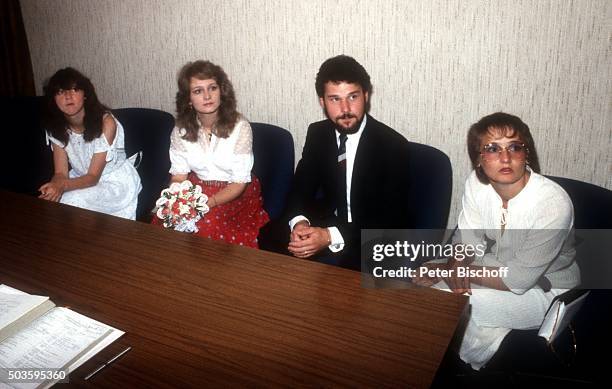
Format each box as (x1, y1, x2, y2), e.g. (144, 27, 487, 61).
(289, 116, 367, 252)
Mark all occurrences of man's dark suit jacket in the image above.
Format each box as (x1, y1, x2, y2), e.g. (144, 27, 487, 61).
(282, 114, 413, 269)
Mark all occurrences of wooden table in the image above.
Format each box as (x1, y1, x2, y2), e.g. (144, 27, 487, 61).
(0, 191, 467, 388)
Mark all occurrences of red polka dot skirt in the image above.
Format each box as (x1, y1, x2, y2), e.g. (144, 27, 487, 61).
(152, 173, 270, 248)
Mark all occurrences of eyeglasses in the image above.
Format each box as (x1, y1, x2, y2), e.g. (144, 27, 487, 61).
(480, 142, 527, 161)
(55, 87, 81, 96)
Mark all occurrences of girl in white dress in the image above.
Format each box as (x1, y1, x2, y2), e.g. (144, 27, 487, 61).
(38, 68, 141, 219)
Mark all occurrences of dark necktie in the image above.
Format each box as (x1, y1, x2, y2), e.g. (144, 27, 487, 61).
(337, 133, 348, 222)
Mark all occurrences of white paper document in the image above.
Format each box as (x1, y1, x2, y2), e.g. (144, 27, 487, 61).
(0, 285, 124, 389)
(538, 290, 589, 343)
(0, 287, 55, 343)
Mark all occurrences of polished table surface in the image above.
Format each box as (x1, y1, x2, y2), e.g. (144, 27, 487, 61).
(0, 190, 467, 388)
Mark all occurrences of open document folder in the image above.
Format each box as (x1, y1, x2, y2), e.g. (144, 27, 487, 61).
(0, 284, 124, 389)
(538, 289, 590, 343)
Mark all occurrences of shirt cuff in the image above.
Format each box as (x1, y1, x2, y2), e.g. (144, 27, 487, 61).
(327, 227, 344, 252)
(289, 217, 344, 252)
(289, 215, 310, 230)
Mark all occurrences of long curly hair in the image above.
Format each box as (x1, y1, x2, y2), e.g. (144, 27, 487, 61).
(42, 67, 109, 145)
(175, 60, 239, 141)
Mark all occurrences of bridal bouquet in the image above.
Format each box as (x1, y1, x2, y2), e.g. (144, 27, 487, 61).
(155, 180, 209, 233)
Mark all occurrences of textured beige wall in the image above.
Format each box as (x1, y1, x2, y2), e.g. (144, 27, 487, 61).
(21, 0, 611, 226)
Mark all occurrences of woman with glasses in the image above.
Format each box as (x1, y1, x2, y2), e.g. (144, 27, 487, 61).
(416, 112, 579, 370)
(39, 68, 141, 219)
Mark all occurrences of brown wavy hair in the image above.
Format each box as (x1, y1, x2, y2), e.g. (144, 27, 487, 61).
(467, 112, 540, 184)
(175, 60, 239, 141)
(42, 67, 110, 145)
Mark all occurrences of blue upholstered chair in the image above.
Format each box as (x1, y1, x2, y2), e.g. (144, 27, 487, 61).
(0, 96, 52, 196)
(250, 122, 294, 221)
(406, 141, 453, 229)
(113, 108, 174, 222)
(547, 176, 612, 230)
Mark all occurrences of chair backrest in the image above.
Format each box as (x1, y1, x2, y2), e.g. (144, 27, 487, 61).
(113, 108, 175, 222)
(0, 96, 53, 195)
(546, 175, 612, 290)
(406, 141, 453, 229)
(527, 172, 611, 372)
(546, 175, 612, 229)
(250, 122, 294, 220)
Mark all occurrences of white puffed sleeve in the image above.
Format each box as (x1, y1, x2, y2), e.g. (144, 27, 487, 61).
(46, 132, 65, 148)
(92, 132, 116, 161)
(169, 127, 191, 175)
(229, 120, 253, 183)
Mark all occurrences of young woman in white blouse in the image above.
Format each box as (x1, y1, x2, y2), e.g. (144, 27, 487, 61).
(157, 60, 269, 247)
(39, 68, 141, 219)
(416, 112, 579, 370)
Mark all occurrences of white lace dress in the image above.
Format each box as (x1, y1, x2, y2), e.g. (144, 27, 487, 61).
(47, 117, 142, 219)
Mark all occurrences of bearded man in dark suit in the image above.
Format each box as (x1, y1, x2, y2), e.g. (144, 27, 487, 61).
(278, 55, 413, 270)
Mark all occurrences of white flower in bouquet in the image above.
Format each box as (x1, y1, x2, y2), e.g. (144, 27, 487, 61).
(155, 180, 209, 232)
